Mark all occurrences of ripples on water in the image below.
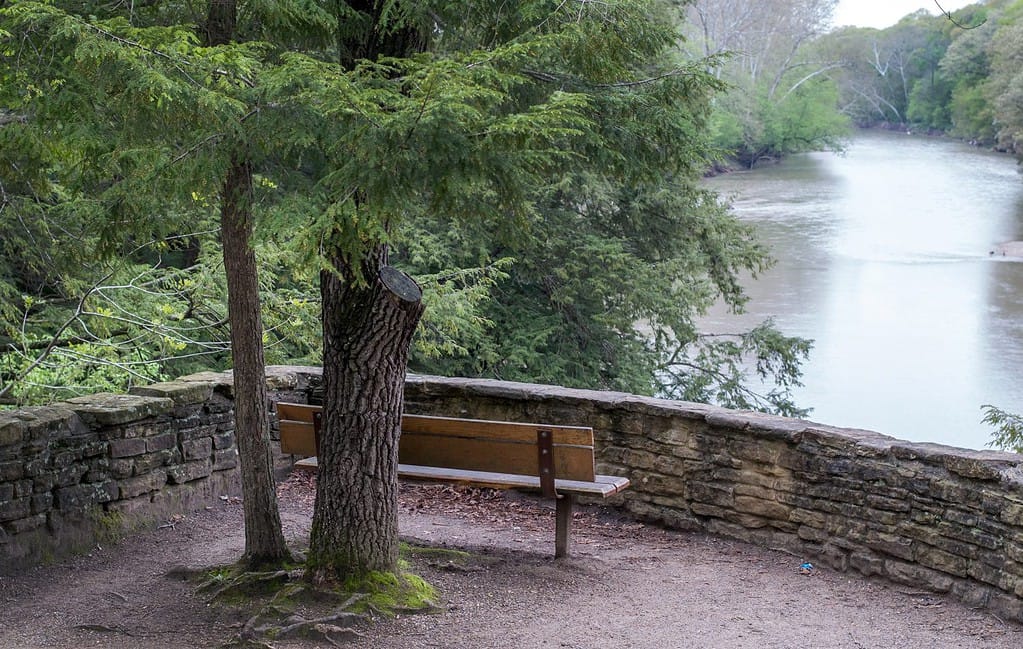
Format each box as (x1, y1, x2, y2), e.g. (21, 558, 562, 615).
(703, 130, 1023, 450)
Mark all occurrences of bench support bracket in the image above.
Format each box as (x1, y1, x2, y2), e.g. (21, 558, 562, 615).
(537, 429, 557, 499)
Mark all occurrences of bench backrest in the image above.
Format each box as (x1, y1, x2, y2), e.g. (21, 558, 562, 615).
(276, 402, 597, 483)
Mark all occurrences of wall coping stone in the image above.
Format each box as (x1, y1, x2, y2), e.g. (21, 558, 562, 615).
(62, 393, 175, 427)
(406, 373, 1023, 465)
(130, 381, 214, 406)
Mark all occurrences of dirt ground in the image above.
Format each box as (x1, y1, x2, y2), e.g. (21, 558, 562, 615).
(1, 473, 1020, 649)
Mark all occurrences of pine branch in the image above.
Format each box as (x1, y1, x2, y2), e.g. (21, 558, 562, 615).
(0, 271, 114, 400)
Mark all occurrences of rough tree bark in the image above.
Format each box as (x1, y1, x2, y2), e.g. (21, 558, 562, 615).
(208, 0, 290, 568)
(305, 1, 428, 582)
(308, 249, 424, 581)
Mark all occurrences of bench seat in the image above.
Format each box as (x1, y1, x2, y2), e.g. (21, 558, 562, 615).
(295, 457, 630, 496)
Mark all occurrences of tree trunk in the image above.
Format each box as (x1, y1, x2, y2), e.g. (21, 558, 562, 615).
(307, 248, 424, 582)
(220, 156, 292, 568)
(206, 0, 288, 567)
(304, 1, 428, 584)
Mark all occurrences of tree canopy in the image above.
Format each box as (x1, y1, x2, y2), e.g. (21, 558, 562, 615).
(815, 0, 1023, 155)
(0, 0, 812, 417)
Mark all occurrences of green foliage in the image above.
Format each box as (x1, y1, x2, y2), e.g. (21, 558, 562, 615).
(813, 0, 1023, 154)
(341, 569, 437, 616)
(406, 170, 814, 414)
(0, 0, 812, 418)
(682, 0, 848, 167)
(982, 404, 1023, 453)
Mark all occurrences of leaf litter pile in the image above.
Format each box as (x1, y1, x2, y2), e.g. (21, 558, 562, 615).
(277, 471, 652, 548)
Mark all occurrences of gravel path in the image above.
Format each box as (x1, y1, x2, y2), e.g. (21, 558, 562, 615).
(0, 474, 1019, 648)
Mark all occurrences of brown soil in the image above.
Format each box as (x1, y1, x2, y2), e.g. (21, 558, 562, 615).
(1, 473, 1019, 649)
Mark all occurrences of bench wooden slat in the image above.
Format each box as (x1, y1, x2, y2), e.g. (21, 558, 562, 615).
(280, 403, 593, 445)
(291, 457, 629, 498)
(402, 415, 593, 446)
(282, 420, 598, 482)
(279, 420, 317, 456)
(276, 402, 321, 423)
(399, 434, 596, 482)
(279, 407, 599, 482)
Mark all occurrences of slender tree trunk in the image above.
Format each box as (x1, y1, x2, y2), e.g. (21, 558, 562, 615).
(207, 0, 290, 568)
(308, 247, 424, 581)
(220, 157, 291, 567)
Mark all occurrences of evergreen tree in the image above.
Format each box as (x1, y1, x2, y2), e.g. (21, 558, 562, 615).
(1, 0, 811, 581)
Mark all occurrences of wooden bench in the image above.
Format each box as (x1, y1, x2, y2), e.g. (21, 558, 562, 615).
(276, 402, 630, 558)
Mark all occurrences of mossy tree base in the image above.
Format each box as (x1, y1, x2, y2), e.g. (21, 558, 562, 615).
(190, 557, 439, 648)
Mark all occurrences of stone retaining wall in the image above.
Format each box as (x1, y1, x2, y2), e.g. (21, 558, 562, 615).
(0, 377, 242, 570)
(4, 366, 1023, 624)
(400, 372, 1023, 623)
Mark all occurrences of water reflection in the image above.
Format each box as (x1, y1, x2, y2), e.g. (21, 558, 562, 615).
(703, 130, 1023, 449)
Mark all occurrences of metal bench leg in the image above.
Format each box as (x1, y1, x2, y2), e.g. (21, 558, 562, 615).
(555, 494, 575, 558)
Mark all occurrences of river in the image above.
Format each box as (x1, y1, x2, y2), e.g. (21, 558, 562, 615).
(702, 129, 1023, 450)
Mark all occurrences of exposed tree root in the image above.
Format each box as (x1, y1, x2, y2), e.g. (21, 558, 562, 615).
(186, 560, 438, 647)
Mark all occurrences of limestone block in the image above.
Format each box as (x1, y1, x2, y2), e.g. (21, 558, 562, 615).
(789, 508, 827, 528)
(106, 494, 156, 517)
(55, 482, 118, 510)
(1001, 502, 1023, 527)
(797, 524, 829, 543)
(167, 460, 213, 485)
(109, 438, 148, 458)
(55, 463, 88, 488)
(146, 432, 177, 453)
(951, 580, 992, 609)
(12, 480, 32, 498)
(134, 449, 180, 475)
(109, 458, 134, 480)
(174, 415, 202, 431)
(733, 482, 778, 501)
(0, 498, 29, 523)
(178, 424, 217, 441)
(0, 415, 25, 448)
(849, 550, 885, 577)
(884, 559, 955, 592)
(118, 471, 167, 499)
(935, 520, 1003, 551)
(968, 559, 1008, 587)
(1006, 540, 1023, 564)
(5, 513, 46, 534)
(733, 495, 790, 521)
(213, 449, 238, 471)
(728, 439, 783, 465)
(181, 438, 213, 461)
(64, 393, 174, 427)
(988, 592, 1023, 622)
(943, 452, 1018, 481)
(688, 482, 734, 507)
(914, 545, 970, 577)
(864, 493, 912, 513)
(0, 461, 22, 482)
(31, 493, 53, 515)
(130, 380, 214, 406)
